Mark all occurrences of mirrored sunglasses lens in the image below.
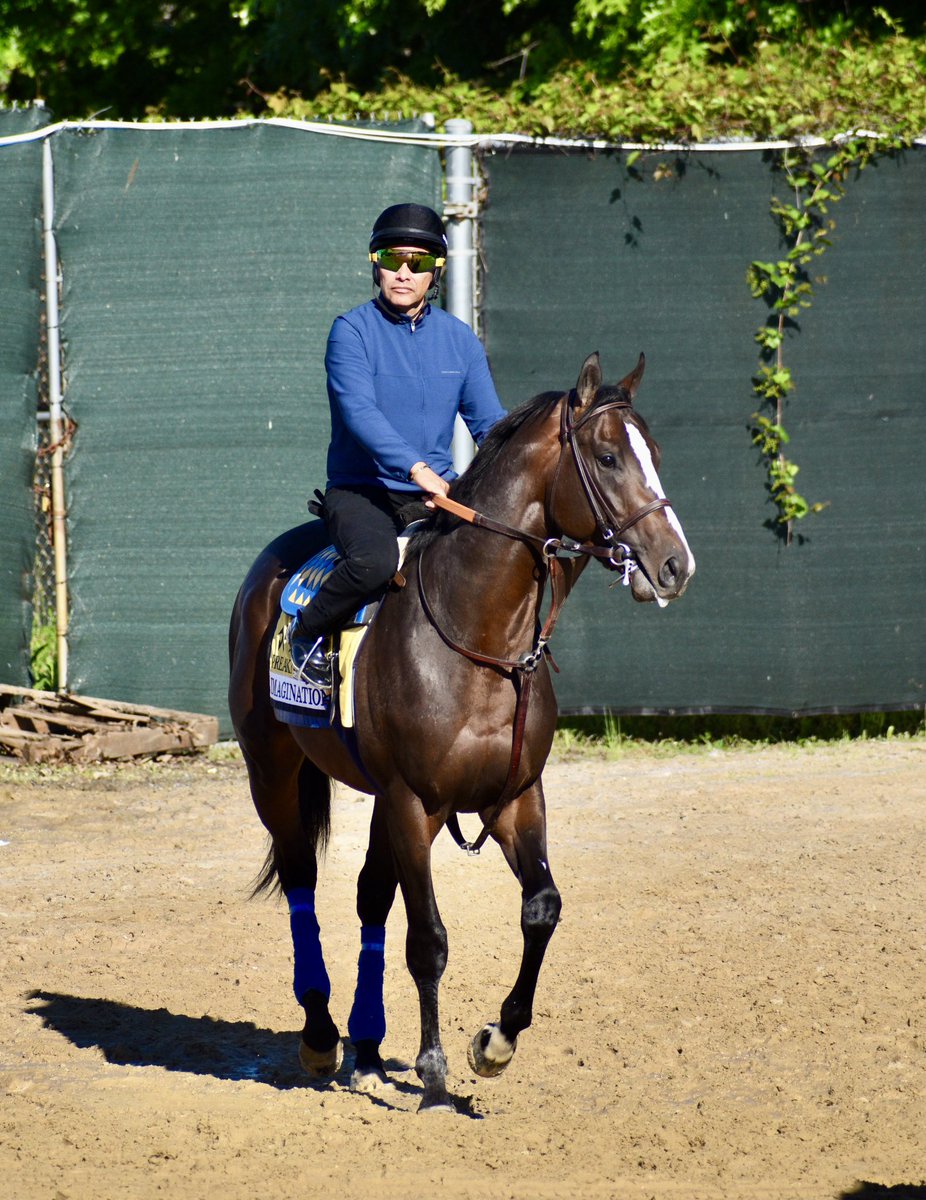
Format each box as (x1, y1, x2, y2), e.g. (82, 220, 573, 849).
(377, 250, 435, 273)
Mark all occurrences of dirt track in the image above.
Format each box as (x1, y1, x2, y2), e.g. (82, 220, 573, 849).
(2, 739, 924, 1199)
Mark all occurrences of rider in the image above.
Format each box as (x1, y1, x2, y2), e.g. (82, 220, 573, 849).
(288, 202, 507, 688)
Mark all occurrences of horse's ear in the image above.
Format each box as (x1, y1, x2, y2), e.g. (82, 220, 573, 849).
(617, 352, 646, 401)
(574, 352, 602, 413)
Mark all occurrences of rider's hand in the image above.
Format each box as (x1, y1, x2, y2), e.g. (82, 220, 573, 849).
(412, 465, 451, 507)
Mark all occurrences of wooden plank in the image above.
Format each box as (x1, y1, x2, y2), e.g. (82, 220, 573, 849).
(1, 684, 219, 726)
(0, 727, 83, 763)
(1, 703, 98, 734)
(0, 684, 220, 762)
(71, 727, 200, 763)
(0, 727, 48, 744)
(21, 737, 81, 765)
(60, 695, 219, 746)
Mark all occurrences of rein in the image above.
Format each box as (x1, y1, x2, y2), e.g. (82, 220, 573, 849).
(423, 391, 673, 855)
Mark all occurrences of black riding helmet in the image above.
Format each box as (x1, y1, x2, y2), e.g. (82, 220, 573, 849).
(369, 203, 448, 256)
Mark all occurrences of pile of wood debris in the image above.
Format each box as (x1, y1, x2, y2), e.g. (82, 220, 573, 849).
(0, 685, 219, 764)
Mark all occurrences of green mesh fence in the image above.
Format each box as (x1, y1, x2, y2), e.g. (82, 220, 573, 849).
(54, 122, 441, 728)
(481, 145, 926, 714)
(0, 114, 45, 685)
(7, 124, 924, 727)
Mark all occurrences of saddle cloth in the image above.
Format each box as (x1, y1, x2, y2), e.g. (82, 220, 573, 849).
(269, 531, 418, 731)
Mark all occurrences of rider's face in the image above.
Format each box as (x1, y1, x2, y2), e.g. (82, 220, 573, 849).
(377, 245, 434, 315)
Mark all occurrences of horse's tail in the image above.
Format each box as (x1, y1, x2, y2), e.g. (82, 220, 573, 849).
(250, 759, 333, 898)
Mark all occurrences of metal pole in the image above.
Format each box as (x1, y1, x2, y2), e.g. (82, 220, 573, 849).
(444, 118, 478, 474)
(42, 136, 69, 692)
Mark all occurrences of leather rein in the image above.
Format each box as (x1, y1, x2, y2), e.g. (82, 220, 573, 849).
(420, 389, 672, 854)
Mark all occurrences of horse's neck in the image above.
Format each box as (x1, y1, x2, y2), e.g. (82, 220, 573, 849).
(472, 408, 561, 540)
(419, 418, 565, 652)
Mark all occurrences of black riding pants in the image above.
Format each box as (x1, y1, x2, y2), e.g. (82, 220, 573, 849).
(295, 484, 412, 639)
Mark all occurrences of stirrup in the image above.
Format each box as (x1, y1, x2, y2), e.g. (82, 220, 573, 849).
(289, 627, 333, 694)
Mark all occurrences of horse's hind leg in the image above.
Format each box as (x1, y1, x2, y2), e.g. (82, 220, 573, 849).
(348, 796, 399, 1092)
(468, 782, 561, 1078)
(245, 740, 342, 1077)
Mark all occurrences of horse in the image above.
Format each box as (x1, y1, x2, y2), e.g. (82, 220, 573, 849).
(228, 351, 694, 1112)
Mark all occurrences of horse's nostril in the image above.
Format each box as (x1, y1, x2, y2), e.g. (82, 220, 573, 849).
(659, 556, 679, 589)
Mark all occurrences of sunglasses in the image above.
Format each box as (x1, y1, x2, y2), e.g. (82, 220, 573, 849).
(370, 249, 445, 274)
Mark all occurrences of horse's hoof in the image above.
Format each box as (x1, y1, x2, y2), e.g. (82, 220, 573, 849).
(350, 1065, 394, 1094)
(418, 1093, 456, 1113)
(299, 1036, 344, 1078)
(467, 1023, 516, 1078)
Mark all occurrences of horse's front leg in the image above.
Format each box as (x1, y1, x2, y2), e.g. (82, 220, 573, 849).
(386, 793, 451, 1111)
(468, 781, 562, 1078)
(348, 795, 399, 1092)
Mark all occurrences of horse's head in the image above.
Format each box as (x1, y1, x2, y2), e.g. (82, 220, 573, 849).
(550, 352, 695, 605)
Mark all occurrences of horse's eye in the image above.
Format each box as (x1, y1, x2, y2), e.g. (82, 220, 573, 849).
(597, 454, 617, 469)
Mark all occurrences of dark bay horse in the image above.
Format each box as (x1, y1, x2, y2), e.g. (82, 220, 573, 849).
(228, 352, 694, 1111)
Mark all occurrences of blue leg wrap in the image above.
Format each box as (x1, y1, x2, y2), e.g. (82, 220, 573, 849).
(347, 924, 386, 1044)
(288, 888, 330, 1004)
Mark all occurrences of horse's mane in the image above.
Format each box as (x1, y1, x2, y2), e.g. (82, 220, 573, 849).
(402, 389, 561, 557)
(453, 390, 564, 506)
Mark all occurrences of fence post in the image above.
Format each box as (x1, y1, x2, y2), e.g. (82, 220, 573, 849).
(42, 136, 69, 691)
(444, 118, 479, 474)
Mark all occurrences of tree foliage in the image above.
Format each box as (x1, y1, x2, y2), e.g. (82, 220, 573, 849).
(1, 0, 924, 134)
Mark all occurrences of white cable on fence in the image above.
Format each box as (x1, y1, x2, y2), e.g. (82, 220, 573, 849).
(3, 116, 923, 152)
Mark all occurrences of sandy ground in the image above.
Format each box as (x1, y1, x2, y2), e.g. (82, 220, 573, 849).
(1, 738, 924, 1199)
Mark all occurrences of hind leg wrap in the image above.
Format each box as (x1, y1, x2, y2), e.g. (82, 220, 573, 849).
(287, 889, 341, 1074)
(288, 888, 331, 1002)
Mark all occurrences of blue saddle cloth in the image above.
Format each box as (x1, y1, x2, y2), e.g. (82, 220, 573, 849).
(280, 544, 378, 625)
(272, 522, 426, 730)
(270, 544, 378, 731)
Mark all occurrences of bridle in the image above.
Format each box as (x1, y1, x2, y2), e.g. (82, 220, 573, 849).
(552, 389, 673, 563)
(417, 387, 673, 853)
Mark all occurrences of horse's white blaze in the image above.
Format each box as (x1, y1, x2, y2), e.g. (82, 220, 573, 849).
(625, 423, 695, 572)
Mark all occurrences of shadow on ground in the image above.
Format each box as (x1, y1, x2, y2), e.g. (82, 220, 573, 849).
(23, 989, 414, 1095)
(840, 1184, 926, 1199)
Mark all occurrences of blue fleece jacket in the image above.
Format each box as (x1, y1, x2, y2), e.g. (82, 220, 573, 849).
(324, 299, 506, 491)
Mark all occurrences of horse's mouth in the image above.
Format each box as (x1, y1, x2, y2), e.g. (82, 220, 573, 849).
(605, 549, 672, 607)
(631, 570, 670, 608)
(630, 551, 697, 606)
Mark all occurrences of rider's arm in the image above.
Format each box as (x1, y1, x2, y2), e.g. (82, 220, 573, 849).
(324, 315, 421, 481)
(457, 333, 507, 444)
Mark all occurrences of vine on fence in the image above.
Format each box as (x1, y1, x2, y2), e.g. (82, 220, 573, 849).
(746, 138, 894, 542)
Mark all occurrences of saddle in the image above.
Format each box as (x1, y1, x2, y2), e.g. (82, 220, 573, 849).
(269, 520, 426, 731)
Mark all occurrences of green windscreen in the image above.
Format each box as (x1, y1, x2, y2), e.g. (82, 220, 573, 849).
(481, 145, 925, 714)
(55, 122, 441, 727)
